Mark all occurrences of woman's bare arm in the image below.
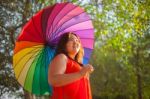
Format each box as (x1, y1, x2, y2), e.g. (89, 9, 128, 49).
(48, 54, 83, 87)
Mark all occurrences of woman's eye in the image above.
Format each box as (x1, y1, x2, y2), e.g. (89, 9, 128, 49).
(68, 36, 80, 43)
(75, 39, 80, 43)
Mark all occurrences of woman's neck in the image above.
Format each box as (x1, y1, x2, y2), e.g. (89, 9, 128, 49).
(68, 54, 75, 60)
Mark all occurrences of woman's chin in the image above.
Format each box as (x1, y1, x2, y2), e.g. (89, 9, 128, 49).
(70, 50, 79, 55)
(74, 50, 79, 54)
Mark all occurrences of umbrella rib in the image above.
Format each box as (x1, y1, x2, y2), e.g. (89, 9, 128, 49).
(51, 11, 85, 39)
(23, 49, 43, 93)
(51, 20, 92, 42)
(46, 5, 58, 41)
(16, 47, 41, 66)
(41, 9, 46, 40)
(47, 3, 69, 41)
(52, 37, 94, 45)
(14, 47, 42, 68)
(50, 4, 78, 39)
(83, 56, 90, 64)
(45, 47, 53, 66)
(48, 6, 77, 39)
(52, 19, 92, 40)
(42, 4, 57, 41)
(14, 44, 43, 55)
(32, 49, 44, 94)
(48, 3, 69, 39)
(53, 11, 85, 35)
(39, 49, 44, 95)
(44, 48, 49, 92)
(45, 47, 54, 93)
(41, 48, 50, 94)
(57, 19, 92, 34)
(51, 28, 94, 43)
(51, 4, 77, 34)
(41, 9, 47, 40)
(83, 48, 93, 59)
(71, 28, 94, 33)
(83, 47, 94, 50)
(16, 48, 43, 80)
(78, 37, 94, 39)
(23, 57, 35, 91)
(32, 17, 45, 42)
(40, 48, 48, 94)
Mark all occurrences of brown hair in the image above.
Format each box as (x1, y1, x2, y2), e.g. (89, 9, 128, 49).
(54, 32, 84, 66)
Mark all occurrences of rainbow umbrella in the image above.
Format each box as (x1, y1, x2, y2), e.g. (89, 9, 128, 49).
(13, 2, 94, 96)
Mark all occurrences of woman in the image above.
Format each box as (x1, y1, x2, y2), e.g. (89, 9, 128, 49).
(48, 32, 94, 99)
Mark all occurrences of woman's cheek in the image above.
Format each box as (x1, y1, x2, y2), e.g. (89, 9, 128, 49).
(66, 47, 73, 53)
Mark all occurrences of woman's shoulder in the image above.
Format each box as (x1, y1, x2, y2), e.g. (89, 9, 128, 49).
(54, 53, 68, 61)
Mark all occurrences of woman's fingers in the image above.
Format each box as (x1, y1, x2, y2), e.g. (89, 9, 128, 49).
(84, 64, 94, 73)
(79, 64, 95, 77)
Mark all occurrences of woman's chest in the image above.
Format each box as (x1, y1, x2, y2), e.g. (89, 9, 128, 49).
(65, 59, 82, 73)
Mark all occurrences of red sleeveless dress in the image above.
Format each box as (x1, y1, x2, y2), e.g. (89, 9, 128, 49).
(50, 56, 92, 99)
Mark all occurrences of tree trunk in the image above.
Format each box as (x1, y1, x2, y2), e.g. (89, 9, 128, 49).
(24, 90, 33, 99)
(137, 72, 142, 99)
(24, 90, 50, 99)
(135, 40, 143, 99)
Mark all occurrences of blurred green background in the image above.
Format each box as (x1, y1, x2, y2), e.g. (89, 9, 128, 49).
(0, 0, 149, 99)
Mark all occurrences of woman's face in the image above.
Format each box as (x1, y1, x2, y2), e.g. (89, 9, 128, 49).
(66, 34, 81, 55)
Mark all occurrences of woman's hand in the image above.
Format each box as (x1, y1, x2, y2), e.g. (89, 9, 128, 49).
(79, 64, 94, 77)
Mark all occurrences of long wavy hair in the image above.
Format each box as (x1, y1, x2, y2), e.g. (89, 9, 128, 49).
(54, 32, 84, 66)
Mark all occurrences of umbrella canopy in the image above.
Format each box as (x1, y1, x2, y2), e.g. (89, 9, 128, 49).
(13, 2, 94, 95)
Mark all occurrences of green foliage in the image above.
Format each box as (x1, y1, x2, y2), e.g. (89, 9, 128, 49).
(87, 0, 150, 98)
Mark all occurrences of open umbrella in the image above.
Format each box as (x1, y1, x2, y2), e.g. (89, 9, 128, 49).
(13, 2, 94, 95)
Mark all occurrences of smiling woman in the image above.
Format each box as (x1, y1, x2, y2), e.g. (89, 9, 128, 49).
(55, 32, 84, 65)
(48, 32, 94, 99)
